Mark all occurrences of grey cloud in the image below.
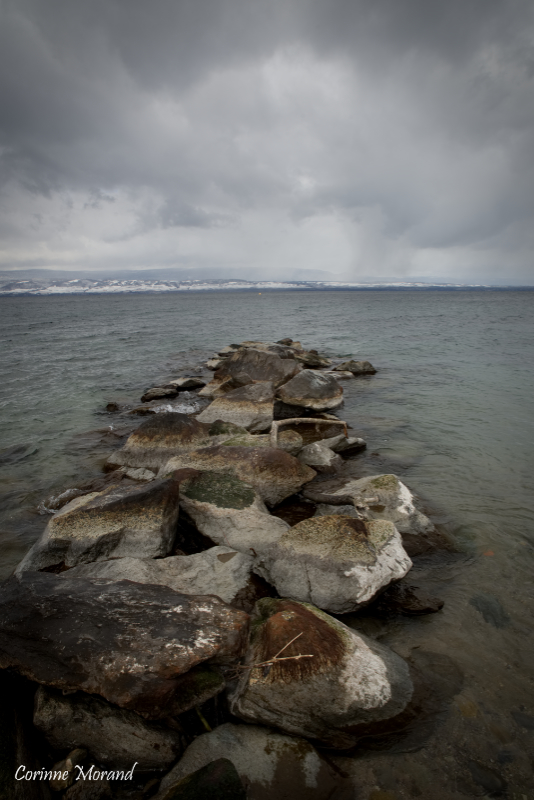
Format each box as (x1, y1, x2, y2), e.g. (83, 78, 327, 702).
(0, 0, 533, 282)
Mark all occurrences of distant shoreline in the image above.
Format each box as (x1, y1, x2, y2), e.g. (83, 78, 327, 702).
(1, 280, 533, 297)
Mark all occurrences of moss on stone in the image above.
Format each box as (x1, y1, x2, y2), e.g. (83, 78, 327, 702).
(182, 471, 255, 509)
(370, 474, 399, 491)
(281, 515, 380, 564)
(208, 420, 248, 437)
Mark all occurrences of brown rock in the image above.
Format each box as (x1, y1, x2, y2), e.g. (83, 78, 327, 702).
(163, 446, 316, 506)
(106, 412, 212, 471)
(202, 348, 300, 396)
(197, 382, 275, 432)
(0, 572, 249, 717)
(229, 598, 413, 748)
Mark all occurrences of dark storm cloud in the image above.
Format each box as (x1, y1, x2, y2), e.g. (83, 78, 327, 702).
(0, 0, 533, 282)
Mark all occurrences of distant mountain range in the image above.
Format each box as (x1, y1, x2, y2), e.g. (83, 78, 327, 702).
(0, 277, 518, 296)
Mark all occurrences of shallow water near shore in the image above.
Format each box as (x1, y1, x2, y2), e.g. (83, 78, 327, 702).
(1, 289, 533, 797)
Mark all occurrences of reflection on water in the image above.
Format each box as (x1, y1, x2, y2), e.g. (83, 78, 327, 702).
(1, 290, 533, 796)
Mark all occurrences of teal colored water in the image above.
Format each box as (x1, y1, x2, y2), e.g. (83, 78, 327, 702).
(0, 289, 533, 794)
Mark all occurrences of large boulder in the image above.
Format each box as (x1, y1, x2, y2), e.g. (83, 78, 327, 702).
(179, 472, 289, 556)
(106, 413, 213, 472)
(67, 546, 256, 609)
(333, 359, 376, 375)
(302, 473, 435, 554)
(162, 447, 316, 506)
(16, 476, 181, 574)
(202, 348, 300, 396)
(256, 516, 411, 613)
(0, 572, 249, 718)
(276, 370, 343, 412)
(156, 723, 349, 800)
(34, 686, 182, 771)
(197, 383, 275, 432)
(230, 598, 413, 748)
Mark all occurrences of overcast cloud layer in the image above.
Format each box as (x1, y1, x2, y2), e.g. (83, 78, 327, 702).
(1, 0, 533, 283)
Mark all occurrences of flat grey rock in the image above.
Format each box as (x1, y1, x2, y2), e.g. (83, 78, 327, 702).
(67, 546, 256, 608)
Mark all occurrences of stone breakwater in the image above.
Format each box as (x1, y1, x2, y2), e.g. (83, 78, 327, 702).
(0, 337, 449, 800)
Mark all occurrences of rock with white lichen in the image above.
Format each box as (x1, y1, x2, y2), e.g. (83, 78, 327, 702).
(229, 598, 414, 748)
(255, 515, 412, 613)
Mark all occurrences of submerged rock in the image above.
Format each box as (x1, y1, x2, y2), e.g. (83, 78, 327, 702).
(375, 582, 445, 615)
(0, 572, 249, 717)
(333, 359, 377, 374)
(34, 686, 182, 771)
(276, 370, 343, 412)
(67, 546, 256, 608)
(179, 472, 289, 556)
(157, 723, 348, 800)
(106, 412, 213, 472)
(197, 382, 275, 432)
(16, 476, 181, 573)
(257, 515, 411, 613)
(230, 598, 413, 748)
(162, 446, 316, 506)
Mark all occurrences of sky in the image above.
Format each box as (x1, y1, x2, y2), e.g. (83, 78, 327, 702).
(0, 0, 533, 284)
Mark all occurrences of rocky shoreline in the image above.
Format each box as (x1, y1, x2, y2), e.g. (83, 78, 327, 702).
(0, 338, 450, 800)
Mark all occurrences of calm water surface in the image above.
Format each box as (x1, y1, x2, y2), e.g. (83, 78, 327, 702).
(0, 290, 533, 797)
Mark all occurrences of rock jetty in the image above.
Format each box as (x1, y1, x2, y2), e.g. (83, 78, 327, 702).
(0, 337, 447, 799)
